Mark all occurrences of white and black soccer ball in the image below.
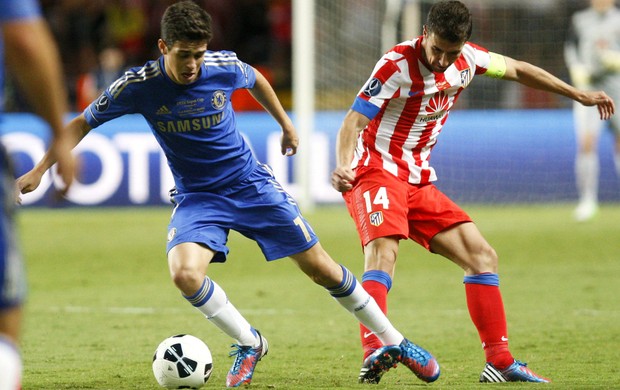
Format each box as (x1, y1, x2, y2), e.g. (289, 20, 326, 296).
(152, 334, 213, 389)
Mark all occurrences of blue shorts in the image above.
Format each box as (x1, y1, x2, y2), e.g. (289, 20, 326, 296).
(166, 163, 319, 262)
(0, 146, 26, 309)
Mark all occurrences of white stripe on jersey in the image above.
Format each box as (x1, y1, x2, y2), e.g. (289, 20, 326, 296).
(109, 61, 161, 98)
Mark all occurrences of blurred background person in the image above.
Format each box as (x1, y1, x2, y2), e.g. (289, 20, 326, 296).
(565, 0, 620, 221)
(75, 46, 126, 112)
(1, 0, 75, 388)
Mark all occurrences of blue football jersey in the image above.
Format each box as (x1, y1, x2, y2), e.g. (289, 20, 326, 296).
(84, 51, 258, 193)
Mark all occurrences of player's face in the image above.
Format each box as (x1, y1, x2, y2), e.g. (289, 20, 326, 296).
(421, 28, 464, 73)
(158, 39, 207, 85)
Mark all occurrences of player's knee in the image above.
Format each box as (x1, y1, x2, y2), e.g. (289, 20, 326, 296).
(474, 244, 498, 273)
(170, 265, 204, 295)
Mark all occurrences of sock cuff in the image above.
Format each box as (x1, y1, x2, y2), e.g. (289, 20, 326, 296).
(183, 277, 215, 307)
(463, 272, 499, 286)
(327, 265, 358, 298)
(362, 270, 392, 291)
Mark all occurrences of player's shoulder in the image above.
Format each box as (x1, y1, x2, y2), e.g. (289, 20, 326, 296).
(203, 50, 242, 67)
(108, 59, 162, 98)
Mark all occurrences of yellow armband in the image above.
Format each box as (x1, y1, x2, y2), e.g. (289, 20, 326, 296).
(484, 52, 507, 79)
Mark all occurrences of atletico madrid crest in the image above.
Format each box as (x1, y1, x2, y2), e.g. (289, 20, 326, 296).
(369, 211, 384, 227)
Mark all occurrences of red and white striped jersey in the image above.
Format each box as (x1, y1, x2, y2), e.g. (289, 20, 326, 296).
(351, 37, 495, 184)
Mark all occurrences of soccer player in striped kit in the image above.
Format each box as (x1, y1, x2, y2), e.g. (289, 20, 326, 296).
(332, 0, 615, 384)
(17, 1, 440, 387)
(565, 0, 620, 221)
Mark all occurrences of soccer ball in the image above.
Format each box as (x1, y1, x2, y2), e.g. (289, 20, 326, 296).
(152, 334, 213, 389)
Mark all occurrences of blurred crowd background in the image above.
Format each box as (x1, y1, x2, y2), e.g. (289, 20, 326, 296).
(2, 0, 595, 113)
(5, 0, 292, 113)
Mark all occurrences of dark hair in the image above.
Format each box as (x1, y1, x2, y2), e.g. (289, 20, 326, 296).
(426, 1, 472, 43)
(161, 1, 213, 45)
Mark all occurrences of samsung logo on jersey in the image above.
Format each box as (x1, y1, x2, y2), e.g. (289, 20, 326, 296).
(156, 113, 223, 133)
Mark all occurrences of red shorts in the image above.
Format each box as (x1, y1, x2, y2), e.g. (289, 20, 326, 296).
(343, 167, 471, 250)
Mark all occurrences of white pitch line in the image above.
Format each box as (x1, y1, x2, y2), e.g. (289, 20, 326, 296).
(46, 306, 296, 316)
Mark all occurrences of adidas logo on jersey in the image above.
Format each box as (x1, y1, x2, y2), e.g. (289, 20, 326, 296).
(156, 105, 171, 115)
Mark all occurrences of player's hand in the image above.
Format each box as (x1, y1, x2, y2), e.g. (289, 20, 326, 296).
(331, 166, 355, 193)
(15, 169, 44, 204)
(580, 90, 615, 120)
(281, 126, 299, 156)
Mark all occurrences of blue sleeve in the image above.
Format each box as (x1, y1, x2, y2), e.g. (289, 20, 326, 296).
(236, 60, 256, 90)
(83, 87, 134, 129)
(0, 0, 41, 22)
(351, 97, 381, 120)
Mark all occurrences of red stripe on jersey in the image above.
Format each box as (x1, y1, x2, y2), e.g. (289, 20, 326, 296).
(406, 43, 435, 184)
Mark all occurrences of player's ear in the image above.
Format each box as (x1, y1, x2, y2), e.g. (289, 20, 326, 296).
(158, 39, 168, 55)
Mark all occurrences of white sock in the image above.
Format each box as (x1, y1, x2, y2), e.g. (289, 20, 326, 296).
(328, 265, 404, 345)
(0, 336, 21, 390)
(184, 277, 259, 347)
(575, 152, 598, 204)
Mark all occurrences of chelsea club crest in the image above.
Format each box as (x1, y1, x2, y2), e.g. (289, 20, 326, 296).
(211, 90, 226, 110)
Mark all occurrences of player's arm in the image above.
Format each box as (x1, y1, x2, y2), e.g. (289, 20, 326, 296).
(248, 67, 298, 156)
(16, 114, 92, 198)
(490, 53, 615, 120)
(331, 109, 371, 193)
(2, 17, 76, 194)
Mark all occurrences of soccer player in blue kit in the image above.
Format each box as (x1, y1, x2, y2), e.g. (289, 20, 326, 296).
(17, 1, 440, 387)
(2, 0, 76, 387)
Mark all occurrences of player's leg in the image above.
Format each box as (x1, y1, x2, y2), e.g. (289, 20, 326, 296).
(338, 169, 441, 383)
(166, 190, 267, 388)
(289, 243, 440, 384)
(573, 102, 602, 221)
(290, 243, 404, 345)
(0, 164, 26, 390)
(360, 237, 397, 362)
(0, 309, 22, 390)
(168, 242, 266, 388)
(341, 169, 405, 361)
(430, 222, 549, 383)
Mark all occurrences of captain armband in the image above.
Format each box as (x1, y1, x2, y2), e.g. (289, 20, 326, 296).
(484, 52, 507, 79)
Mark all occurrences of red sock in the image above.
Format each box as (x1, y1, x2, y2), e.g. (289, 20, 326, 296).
(465, 282, 514, 369)
(360, 280, 387, 360)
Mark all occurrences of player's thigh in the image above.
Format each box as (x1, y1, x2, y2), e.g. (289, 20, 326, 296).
(167, 241, 216, 275)
(407, 184, 472, 251)
(430, 222, 497, 274)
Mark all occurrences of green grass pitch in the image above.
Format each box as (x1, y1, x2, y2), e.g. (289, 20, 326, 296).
(17, 204, 620, 389)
